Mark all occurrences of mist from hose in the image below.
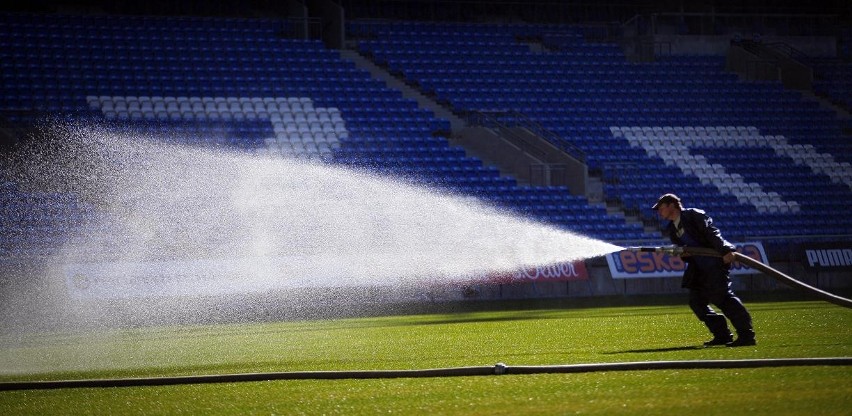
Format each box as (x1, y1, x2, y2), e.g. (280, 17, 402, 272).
(0, 121, 622, 330)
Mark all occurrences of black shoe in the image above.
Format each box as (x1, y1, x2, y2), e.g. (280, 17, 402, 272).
(726, 338, 757, 347)
(703, 336, 734, 347)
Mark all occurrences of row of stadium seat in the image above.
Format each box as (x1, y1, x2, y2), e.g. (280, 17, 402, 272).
(351, 19, 851, 242)
(11, 12, 848, 257)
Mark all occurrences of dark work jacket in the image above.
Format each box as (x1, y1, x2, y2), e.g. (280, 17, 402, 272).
(665, 208, 737, 291)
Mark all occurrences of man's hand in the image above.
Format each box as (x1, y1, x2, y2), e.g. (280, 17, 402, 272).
(722, 252, 736, 264)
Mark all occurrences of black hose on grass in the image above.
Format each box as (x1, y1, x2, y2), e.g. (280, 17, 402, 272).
(1, 358, 850, 391)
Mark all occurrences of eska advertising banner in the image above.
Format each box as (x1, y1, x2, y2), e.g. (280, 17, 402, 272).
(606, 242, 769, 279)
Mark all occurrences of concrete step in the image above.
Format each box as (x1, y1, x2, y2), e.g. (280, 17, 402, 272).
(645, 227, 660, 236)
(586, 176, 604, 203)
(339, 48, 521, 180)
(606, 205, 625, 219)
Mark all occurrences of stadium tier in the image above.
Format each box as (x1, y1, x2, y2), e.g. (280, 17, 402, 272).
(0, 12, 655, 258)
(1, 13, 851, 262)
(351, 20, 852, 249)
(811, 60, 852, 110)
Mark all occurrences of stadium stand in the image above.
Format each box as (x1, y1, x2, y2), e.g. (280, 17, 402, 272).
(350, 19, 852, 253)
(0, 11, 655, 267)
(812, 60, 852, 110)
(0, 177, 109, 261)
(1, 7, 851, 265)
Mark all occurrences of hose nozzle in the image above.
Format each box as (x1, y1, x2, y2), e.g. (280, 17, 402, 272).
(625, 245, 684, 255)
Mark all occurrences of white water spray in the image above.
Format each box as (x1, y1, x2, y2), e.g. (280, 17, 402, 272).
(1, 121, 622, 326)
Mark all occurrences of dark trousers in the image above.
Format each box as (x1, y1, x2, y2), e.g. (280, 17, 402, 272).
(689, 288, 755, 340)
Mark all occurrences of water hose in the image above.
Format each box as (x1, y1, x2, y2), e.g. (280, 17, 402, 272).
(1, 358, 850, 391)
(625, 246, 852, 309)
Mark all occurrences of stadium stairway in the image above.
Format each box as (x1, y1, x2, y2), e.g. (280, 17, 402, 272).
(338, 49, 466, 134)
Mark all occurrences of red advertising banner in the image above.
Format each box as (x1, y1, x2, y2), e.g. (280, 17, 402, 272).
(606, 242, 769, 279)
(485, 261, 589, 284)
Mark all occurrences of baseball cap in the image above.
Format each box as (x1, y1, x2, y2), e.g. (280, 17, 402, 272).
(651, 193, 681, 210)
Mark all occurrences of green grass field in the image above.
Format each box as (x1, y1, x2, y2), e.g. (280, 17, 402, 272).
(1, 298, 850, 415)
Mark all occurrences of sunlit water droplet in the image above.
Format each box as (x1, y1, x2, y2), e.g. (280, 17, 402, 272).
(1, 120, 621, 330)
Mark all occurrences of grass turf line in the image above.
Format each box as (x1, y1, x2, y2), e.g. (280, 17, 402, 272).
(0, 300, 850, 415)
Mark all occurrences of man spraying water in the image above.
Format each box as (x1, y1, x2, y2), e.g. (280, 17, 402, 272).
(651, 193, 757, 347)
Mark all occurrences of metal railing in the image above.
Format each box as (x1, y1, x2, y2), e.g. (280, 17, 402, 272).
(744, 58, 780, 81)
(466, 110, 549, 160)
(468, 110, 586, 163)
(341, 0, 643, 24)
(529, 163, 568, 187)
(762, 42, 810, 61)
(623, 11, 840, 38)
(281, 17, 323, 40)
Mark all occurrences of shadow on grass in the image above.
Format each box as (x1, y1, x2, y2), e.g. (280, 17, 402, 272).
(603, 345, 704, 354)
